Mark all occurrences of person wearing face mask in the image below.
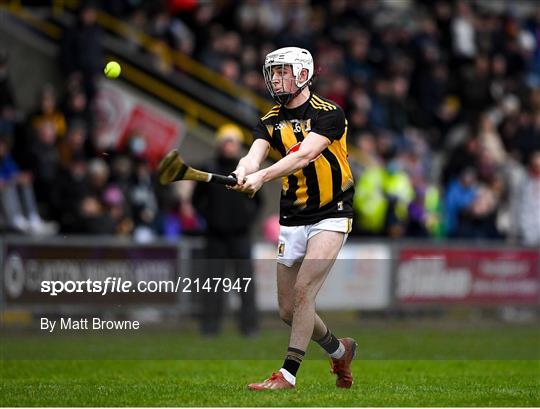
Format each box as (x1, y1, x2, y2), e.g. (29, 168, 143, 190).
(191, 123, 262, 338)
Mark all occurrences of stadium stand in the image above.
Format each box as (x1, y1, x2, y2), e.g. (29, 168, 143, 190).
(0, 0, 539, 245)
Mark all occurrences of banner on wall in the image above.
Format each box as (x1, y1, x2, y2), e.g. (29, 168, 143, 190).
(396, 247, 540, 304)
(94, 80, 182, 169)
(253, 243, 392, 311)
(2, 243, 178, 304)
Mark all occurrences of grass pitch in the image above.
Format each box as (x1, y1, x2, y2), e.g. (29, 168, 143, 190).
(1, 323, 539, 406)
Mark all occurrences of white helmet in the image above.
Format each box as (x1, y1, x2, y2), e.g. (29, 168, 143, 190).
(263, 47, 314, 105)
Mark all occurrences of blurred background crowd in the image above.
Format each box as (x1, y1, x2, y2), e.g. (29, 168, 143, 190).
(1, 0, 539, 245)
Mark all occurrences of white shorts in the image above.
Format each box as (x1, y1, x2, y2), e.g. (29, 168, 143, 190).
(276, 217, 352, 267)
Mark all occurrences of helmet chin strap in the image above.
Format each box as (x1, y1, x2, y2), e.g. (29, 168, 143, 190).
(274, 82, 309, 106)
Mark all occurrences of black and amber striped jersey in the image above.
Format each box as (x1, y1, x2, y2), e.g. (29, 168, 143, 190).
(253, 93, 354, 226)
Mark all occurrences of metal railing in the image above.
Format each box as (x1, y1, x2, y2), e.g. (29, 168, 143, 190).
(57, 0, 274, 116)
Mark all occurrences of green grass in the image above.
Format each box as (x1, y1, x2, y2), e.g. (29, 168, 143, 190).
(1, 359, 538, 406)
(2, 324, 539, 360)
(1, 324, 539, 406)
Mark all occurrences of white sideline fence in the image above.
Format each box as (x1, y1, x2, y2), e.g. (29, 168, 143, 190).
(1, 235, 538, 314)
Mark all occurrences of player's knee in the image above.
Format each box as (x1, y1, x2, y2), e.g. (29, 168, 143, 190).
(278, 307, 293, 326)
(293, 283, 313, 307)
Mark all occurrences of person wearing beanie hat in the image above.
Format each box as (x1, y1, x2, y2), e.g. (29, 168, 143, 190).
(216, 123, 244, 144)
(190, 122, 261, 337)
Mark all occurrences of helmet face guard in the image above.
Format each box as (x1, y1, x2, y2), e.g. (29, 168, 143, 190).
(262, 47, 314, 106)
(262, 63, 304, 105)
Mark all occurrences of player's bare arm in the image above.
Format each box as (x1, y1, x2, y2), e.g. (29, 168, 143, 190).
(235, 132, 329, 196)
(231, 138, 270, 186)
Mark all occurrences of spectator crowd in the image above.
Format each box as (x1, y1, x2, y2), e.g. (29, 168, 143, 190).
(1, 0, 539, 245)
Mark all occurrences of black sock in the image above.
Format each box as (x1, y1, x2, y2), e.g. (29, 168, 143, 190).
(282, 347, 305, 377)
(315, 328, 340, 355)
